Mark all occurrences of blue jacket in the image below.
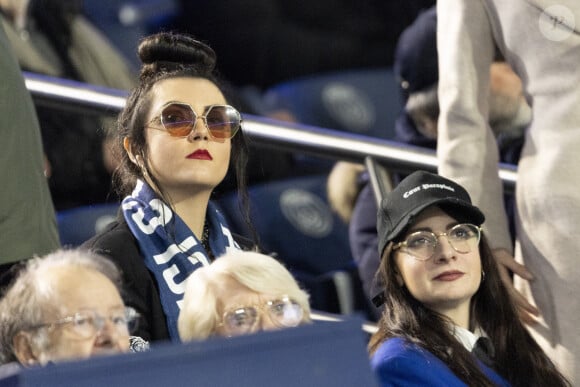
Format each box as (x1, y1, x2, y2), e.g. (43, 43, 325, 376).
(371, 337, 511, 386)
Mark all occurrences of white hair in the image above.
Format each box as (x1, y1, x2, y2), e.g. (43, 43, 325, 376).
(178, 250, 310, 341)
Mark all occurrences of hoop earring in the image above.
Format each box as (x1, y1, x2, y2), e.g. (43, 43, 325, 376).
(481, 270, 486, 281)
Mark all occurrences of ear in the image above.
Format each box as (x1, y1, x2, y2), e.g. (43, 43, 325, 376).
(12, 331, 40, 366)
(123, 137, 139, 166)
(395, 272, 405, 287)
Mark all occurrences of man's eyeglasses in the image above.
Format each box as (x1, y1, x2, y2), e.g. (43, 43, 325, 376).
(29, 307, 139, 339)
(147, 102, 241, 142)
(219, 296, 304, 337)
(392, 223, 482, 261)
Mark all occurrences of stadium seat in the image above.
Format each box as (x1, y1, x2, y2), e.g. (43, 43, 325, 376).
(3, 317, 378, 387)
(262, 67, 403, 140)
(217, 175, 369, 317)
(57, 203, 120, 247)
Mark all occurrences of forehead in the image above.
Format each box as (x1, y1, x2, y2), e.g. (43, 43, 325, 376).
(47, 267, 123, 312)
(216, 275, 271, 310)
(407, 206, 458, 231)
(148, 77, 226, 113)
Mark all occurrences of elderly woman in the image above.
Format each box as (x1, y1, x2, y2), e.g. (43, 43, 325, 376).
(178, 251, 310, 340)
(0, 249, 138, 368)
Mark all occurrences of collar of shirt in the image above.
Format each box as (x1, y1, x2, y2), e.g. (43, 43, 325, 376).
(451, 325, 485, 352)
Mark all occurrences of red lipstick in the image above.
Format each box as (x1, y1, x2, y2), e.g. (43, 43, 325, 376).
(433, 270, 464, 281)
(187, 149, 213, 160)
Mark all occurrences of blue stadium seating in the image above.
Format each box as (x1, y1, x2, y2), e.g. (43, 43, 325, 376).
(217, 174, 369, 317)
(1, 317, 378, 387)
(57, 203, 120, 247)
(262, 67, 403, 140)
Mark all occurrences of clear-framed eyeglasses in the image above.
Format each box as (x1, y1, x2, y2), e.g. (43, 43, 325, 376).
(28, 306, 139, 339)
(392, 223, 482, 261)
(219, 296, 304, 337)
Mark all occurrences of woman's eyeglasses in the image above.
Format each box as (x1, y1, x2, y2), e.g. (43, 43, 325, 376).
(147, 102, 241, 141)
(219, 296, 304, 337)
(29, 306, 139, 339)
(392, 223, 482, 261)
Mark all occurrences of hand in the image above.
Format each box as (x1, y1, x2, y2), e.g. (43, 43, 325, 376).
(492, 248, 540, 325)
(326, 162, 365, 223)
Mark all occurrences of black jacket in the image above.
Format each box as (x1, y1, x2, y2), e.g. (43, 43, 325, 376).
(82, 213, 257, 343)
(82, 216, 170, 342)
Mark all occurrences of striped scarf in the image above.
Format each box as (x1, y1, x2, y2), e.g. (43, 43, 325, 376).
(122, 180, 239, 341)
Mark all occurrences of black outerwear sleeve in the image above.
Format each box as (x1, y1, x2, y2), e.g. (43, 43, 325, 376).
(81, 215, 171, 343)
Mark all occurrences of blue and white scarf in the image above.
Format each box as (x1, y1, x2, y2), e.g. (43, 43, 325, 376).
(122, 180, 239, 341)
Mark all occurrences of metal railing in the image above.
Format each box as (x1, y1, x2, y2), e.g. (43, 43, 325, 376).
(23, 72, 517, 192)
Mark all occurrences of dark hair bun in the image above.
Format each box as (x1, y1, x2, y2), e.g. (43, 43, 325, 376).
(138, 32, 216, 74)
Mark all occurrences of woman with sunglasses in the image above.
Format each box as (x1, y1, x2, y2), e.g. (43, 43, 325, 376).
(369, 171, 569, 386)
(178, 250, 310, 341)
(83, 32, 256, 344)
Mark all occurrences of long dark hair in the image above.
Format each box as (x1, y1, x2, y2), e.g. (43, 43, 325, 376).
(111, 32, 255, 242)
(369, 223, 569, 386)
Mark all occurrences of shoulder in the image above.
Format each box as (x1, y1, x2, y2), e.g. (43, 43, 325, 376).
(82, 217, 134, 252)
(81, 217, 142, 271)
(371, 338, 468, 387)
(371, 337, 430, 367)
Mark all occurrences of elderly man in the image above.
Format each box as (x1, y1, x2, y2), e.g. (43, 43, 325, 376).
(0, 249, 140, 369)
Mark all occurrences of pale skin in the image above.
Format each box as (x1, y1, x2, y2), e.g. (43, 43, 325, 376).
(214, 276, 283, 337)
(124, 77, 232, 241)
(393, 207, 482, 329)
(12, 267, 129, 365)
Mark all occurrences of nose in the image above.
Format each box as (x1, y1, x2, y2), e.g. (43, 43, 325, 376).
(259, 314, 279, 332)
(187, 117, 210, 142)
(433, 234, 457, 263)
(94, 319, 115, 344)
(94, 319, 129, 351)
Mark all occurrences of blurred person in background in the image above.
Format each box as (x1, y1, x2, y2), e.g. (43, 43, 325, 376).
(0, 0, 136, 210)
(0, 18, 59, 291)
(437, 1, 580, 381)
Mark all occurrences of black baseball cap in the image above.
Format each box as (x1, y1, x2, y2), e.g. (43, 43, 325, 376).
(377, 170, 485, 257)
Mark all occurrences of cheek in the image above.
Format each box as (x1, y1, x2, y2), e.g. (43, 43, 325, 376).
(471, 253, 483, 283)
(213, 143, 232, 175)
(146, 137, 171, 164)
(43, 332, 92, 361)
(217, 142, 232, 162)
(394, 256, 420, 286)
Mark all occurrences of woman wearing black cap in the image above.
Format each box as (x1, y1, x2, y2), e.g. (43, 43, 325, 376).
(368, 171, 569, 386)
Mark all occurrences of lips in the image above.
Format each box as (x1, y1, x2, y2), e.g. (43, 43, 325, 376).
(433, 270, 464, 281)
(186, 149, 213, 160)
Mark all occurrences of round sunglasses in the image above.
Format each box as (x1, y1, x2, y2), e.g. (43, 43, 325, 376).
(147, 102, 241, 141)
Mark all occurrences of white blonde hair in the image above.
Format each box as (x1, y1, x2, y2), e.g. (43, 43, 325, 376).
(178, 250, 310, 341)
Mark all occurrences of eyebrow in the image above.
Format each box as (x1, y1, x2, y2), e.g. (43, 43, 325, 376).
(407, 221, 459, 234)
